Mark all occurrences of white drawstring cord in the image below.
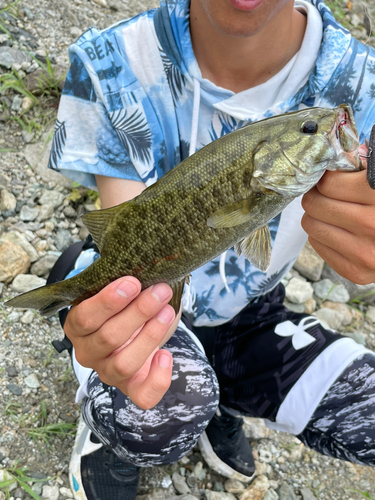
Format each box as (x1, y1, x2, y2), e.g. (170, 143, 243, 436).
(189, 78, 201, 156)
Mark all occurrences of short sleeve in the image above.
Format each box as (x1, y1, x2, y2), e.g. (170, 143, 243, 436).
(48, 46, 143, 189)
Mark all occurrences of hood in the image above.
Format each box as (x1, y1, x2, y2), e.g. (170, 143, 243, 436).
(154, 0, 352, 117)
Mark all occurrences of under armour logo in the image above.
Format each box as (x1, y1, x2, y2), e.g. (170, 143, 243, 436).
(274, 317, 318, 350)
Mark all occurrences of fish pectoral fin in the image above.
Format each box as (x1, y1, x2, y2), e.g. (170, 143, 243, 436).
(235, 225, 271, 272)
(207, 196, 258, 228)
(169, 277, 188, 314)
(81, 204, 120, 253)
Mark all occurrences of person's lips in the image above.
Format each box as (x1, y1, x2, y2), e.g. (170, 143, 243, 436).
(229, 0, 264, 11)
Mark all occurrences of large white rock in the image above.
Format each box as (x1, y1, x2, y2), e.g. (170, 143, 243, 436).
(285, 277, 314, 304)
(11, 274, 47, 293)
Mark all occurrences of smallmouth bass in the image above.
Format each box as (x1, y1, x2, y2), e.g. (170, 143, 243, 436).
(6, 104, 362, 316)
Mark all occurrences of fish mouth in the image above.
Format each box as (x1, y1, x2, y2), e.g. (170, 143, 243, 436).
(327, 104, 362, 171)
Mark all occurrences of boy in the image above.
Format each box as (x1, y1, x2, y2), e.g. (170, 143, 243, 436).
(49, 0, 375, 498)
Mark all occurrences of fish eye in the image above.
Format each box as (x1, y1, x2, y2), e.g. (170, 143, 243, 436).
(301, 121, 318, 134)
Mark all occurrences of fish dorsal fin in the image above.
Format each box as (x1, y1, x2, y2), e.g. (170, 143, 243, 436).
(234, 225, 271, 272)
(169, 275, 190, 314)
(207, 195, 258, 228)
(81, 204, 121, 253)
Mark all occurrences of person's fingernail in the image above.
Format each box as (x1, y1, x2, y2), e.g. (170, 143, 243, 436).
(156, 307, 174, 324)
(158, 354, 171, 368)
(117, 280, 138, 298)
(151, 283, 171, 302)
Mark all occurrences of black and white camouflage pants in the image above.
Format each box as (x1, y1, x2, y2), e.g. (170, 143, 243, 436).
(79, 284, 375, 468)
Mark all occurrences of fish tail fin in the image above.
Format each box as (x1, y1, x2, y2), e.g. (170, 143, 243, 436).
(5, 281, 74, 317)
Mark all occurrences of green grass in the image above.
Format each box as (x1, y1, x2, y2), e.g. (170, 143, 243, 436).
(4, 400, 77, 449)
(0, 0, 21, 40)
(350, 489, 375, 499)
(0, 462, 50, 500)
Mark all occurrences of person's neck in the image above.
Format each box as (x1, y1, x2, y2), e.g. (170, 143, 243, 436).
(190, 2, 307, 94)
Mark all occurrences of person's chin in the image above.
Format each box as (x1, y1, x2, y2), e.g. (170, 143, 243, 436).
(228, 0, 264, 11)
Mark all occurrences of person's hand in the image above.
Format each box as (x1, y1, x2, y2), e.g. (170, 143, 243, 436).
(64, 277, 177, 409)
(301, 144, 375, 285)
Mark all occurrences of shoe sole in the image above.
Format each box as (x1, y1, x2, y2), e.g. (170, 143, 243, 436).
(198, 431, 256, 483)
(69, 415, 102, 500)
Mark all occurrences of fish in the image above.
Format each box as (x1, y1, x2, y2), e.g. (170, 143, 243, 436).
(6, 104, 362, 317)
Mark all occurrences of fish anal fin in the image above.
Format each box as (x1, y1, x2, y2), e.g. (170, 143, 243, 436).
(169, 277, 188, 314)
(207, 196, 258, 228)
(238, 225, 271, 272)
(81, 205, 120, 253)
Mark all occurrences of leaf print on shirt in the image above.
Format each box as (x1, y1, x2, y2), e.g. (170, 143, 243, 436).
(109, 108, 152, 164)
(160, 50, 187, 106)
(48, 120, 67, 171)
(251, 261, 293, 298)
(209, 113, 246, 142)
(193, 285, 226, 321)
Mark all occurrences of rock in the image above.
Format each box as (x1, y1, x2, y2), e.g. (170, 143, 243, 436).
(322, 266, 375, 304)
(283, 300, 305, 313)
(63, 205, 77, 218)
(224, 479, 245, 494)
(300, 488, 318, 500)
(322, 301, 353, 326)
(205, 492, 237, 500)
(303, 297, 316, 314)
(0, 46, 31, 69)
(22, 130, 35, 144)
(59, 487, 74, 498)
(19, 205, 39, 222)
(20, 310, 35, 324)
(21, 96, 34, 112)
(313, 279, 350, 302)
(240, 475, 269, 500)
(24, 131, 73, 189)
(0, 241, 30, 283)
(1, 231, 39, 262)
(242, 417, 270, 440)
(288, 443, 304, 462)
(313, 308, 342, 330)
(258, 450, 273, 463)
(193, 461, 206, 480)
(7, 383, 22, 396)
(31, 253, 59, 276)
(11, 95, 23, 112)
(6, 366, 18, 377)
(37, 203, 54, 221)
(366, 306, 375, 323)
(0, 470, 17, 491)
(55, 228, 72, 251)
(39, 189, 65, 208)
(23, 64, 68, 94)
(0, 189, 16, 212)
(24, 373, 40, 388)
(277, 483, 298, 500)
(172, 472, 191, 495)
(42, 485, 59, 500)
(285, 277, 313, 304)
(263, 490, 279, 500)
(294, 239, 325, 281)
(92, 0, 108, 6)
(11, 274, 47, 293)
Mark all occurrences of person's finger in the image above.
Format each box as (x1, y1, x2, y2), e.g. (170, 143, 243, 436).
(302, 213, 375, 283)
(308, 235, 375, 285)
(317, 169, 375, 205)
(119, 349, 173, 410)
(65, 277, 141, 338)
(95, 304, 175, 376)
(302, 187, 375, 238)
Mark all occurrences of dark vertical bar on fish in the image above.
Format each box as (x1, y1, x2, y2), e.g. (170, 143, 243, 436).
(367, 124, 375, 189)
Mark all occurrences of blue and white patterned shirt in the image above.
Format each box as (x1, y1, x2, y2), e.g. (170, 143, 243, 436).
(50, 0, 375, 326)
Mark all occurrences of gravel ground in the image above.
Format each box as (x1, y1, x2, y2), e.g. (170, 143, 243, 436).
(1, 0, 375, 499)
